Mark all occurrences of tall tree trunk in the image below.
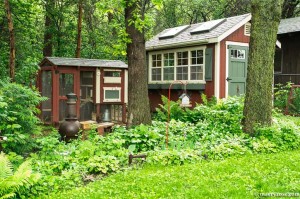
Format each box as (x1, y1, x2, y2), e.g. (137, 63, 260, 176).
(125, 0, 151, 127)
(84, 1, 96, 58)
(75, 0, 83, 58)
(43, 0, 54, 57)
(4, 0, 15, 82)
(243, 0, 283, 134)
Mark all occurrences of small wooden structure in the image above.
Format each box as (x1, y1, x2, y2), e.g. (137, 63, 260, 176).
(146, 14, 251, 110)
(275, 16, 300, 85)
(38, 57, 128, 126)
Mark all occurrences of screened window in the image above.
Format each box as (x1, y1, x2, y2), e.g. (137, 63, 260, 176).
(104, 71, 121, 77)
(59, 73, 74, 96)
(41, 71, 52, 122)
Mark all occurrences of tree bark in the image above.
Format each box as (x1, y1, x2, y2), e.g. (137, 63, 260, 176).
(75, 0, 83, 58)
(43, 0, 54, 57)
(243, 0, 283, 134)
(4, 0, 15, 82)
(125, 0, 151, 127)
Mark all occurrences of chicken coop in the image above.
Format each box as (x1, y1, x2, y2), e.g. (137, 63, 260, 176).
(38, 57, 128, 126)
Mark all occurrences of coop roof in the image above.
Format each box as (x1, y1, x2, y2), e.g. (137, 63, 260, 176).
(278, 16, 300, 35)
(40, 57, 128, 69)
(146, 13, 251, 50)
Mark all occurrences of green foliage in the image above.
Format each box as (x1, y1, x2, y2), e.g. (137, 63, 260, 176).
(0, 82, 46, 154)
(0, 152, 40, 199)
(253, 116, 300, 151)
(273, 82, 292, 111)
(147, 149, 202, 166)
(288, 87, 300, 115)
(273, 82, 300, 115)
(48, 150, 300, 199)
(154, 95, 185, 121)
(9, 96, 300, 197)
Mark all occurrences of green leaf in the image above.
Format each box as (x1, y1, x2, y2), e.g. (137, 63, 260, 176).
(128, 144, 136, 153)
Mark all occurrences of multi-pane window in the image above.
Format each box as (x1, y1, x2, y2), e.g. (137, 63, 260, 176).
(231, 49, 245, 59)
(152, 54, 162, 81)
(176, 51, 188, 80)
(150, 48, 205, 82)
(163, 53, 174, 80)
(190, 50, 204, 80)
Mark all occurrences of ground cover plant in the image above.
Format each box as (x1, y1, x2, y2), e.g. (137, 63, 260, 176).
(1, 91, 300, 198)
(49, 150, 300, 199)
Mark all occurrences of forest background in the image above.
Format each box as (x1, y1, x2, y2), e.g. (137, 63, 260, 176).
(1, 0, 299, 85)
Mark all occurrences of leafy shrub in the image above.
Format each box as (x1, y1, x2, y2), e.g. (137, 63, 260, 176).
(273, 82, 300, 115)
(0, 82, 46, 154)
(253, 116, 300, 151)
(0, 152, 40, 198)
(147, 149, 202, 166)
(288, 87, 300, 115)
(153, 95, 186, 121)
(273, 82, 291, 111)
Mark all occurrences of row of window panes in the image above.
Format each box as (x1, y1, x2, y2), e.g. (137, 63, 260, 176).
(151, 50, 204, 81)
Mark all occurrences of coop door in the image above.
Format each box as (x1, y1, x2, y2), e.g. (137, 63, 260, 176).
(41, 70, 52, 123)
(80, 71, 95, 121)
(58, 72, 77, 121)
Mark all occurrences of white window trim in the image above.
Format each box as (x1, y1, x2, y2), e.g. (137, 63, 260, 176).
(148, 46, 206, 84)
(103, 87, 121, 102)
(104, 77, 122, 84)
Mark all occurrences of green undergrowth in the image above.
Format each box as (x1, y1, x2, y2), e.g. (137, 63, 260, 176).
(2, 95, 300, 198)
(50, 150, 300, 199)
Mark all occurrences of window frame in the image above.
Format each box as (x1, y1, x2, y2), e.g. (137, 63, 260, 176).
(103, 87, 121, 102)
(148, 46, 206, 84)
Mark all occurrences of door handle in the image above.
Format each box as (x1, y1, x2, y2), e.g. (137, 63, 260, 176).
(226, 77, 232, 81)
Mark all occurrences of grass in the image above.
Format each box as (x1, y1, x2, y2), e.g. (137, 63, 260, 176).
(48, 150, 300, 199)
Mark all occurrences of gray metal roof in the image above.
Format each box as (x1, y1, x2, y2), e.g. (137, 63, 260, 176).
(146, 14, 251, 51)
(278, 16, 300, 35)
(41, 57, 128, 68)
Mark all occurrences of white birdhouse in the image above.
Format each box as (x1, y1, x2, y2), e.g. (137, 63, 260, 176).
(179, 93, 191, 107)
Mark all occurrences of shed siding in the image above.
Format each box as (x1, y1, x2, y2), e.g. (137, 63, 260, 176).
(219, 25, 250, 98)
(275, 32, 300, 84)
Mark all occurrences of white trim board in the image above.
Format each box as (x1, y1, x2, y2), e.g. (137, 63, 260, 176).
(214, 42, 220, 99)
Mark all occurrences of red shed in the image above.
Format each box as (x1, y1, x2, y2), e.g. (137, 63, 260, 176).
(146, 14, 251, 110)
(38, 57, 128, 126)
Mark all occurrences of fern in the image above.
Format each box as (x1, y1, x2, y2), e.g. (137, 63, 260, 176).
(0, 154, 13, 179)
(0, 152, 40, 199)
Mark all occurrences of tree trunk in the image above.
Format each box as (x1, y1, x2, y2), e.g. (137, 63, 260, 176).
(43, 0, 54, 57)
(243, 0, 283, 134)
(4, 0, 15, 82)
(75, 0, 83, 58)
(125, 0, 151, 127)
